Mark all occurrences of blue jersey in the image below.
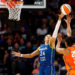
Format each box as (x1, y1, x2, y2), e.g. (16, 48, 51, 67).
(39, 44, 55, 66)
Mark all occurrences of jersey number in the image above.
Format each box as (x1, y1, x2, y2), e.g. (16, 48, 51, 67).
(40, 51, 45, 56)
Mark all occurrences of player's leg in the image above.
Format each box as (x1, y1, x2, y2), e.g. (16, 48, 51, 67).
(44, 66, 55, 75)
(39, 66, 44, 75)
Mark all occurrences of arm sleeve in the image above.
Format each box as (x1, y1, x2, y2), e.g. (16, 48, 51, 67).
(52, 20, 61, 38)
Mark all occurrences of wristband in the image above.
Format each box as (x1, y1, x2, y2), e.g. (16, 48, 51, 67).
(21, 54, 23, 57)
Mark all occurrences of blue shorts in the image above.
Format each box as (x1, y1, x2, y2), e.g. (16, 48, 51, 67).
(39, 65, 55, 75)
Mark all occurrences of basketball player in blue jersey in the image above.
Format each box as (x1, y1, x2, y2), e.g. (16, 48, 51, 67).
(12, 12, 64, 75)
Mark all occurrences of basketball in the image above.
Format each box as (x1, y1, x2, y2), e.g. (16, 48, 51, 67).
(61, 4, 71, 15)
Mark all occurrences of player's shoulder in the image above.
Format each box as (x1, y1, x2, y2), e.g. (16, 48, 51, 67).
(68, 46, 75, 51)
(46, 43, 53, 49)
(40, 44, 45, 47)
(40, 44, 49, 47)
(47, 43, 56, 50)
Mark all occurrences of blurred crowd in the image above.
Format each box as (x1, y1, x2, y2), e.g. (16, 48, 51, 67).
(0, 0, 75, 75)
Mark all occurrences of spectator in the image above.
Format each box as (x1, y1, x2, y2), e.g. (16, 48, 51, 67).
(6, 27, 13, 39)
(6, 38, 14, 75)
(19, 38, 26, 53)
(36, 24, 48, 41)
(25, 41, 34, 75)
(50, 0, 59, 9)
(0, 34, 8, 64)
(32, 60, 39, 75)
(60, 24, 67, 36)
(36, 24, 48, 36)
(3, 24, 7, 31)
(19, 38, 28, 75)
(12, 43, 19, 75)
(20, 27, 27, 40)
(14, 32, 21, 43)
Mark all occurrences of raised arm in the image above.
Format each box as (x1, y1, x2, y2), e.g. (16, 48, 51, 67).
(56, 15, 72, 55)
(56, 34, 70, 56)
(12, 48, 39, 58)
(64, 15, 72, 37)
(49, 13, 65, 49)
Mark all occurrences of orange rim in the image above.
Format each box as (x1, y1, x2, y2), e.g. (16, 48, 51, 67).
(2, 1, 24, 4)
(2, 1, 24, 9)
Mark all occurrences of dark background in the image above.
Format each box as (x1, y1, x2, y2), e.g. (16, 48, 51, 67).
(0, 0, 75, 75)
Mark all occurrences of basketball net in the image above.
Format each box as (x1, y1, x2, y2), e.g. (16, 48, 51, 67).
(5, 0, 23, 21)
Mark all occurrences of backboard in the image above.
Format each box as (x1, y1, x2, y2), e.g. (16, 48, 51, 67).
(0, 0, 46, 9)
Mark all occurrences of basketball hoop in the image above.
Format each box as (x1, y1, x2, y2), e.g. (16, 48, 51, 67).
(3, 0, 24, 21)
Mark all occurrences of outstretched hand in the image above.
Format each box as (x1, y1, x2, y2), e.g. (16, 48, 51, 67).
(12, 51, 21, 57)
(64, 15, 72, 24)
(59, 13, 65, 20)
